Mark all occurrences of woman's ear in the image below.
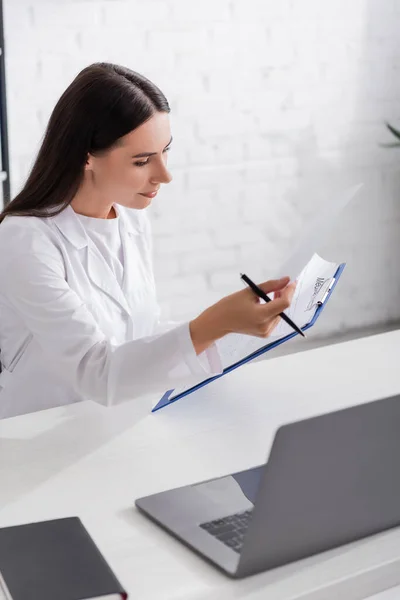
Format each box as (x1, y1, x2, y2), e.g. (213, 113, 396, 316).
(85, 153, 94, 171)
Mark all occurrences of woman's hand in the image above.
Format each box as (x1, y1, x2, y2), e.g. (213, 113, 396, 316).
(190, 276, 296, 355)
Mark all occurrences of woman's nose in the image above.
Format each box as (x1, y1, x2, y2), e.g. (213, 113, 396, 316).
(151, 158, 173, 185)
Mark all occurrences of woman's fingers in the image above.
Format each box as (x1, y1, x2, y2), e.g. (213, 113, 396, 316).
(256, 281, 297, 335)
(257, 276, 290, 295)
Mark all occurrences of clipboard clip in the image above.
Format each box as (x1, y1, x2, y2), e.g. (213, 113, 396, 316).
(316, 277, 335, 306)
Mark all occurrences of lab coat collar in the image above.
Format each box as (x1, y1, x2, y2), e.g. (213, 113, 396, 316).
(52, 204, 144, 319)
(52, 205, 88, 249)
(52, 204, 145, 249)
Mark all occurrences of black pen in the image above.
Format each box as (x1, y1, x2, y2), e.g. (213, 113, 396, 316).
(240, 273, 306, 338)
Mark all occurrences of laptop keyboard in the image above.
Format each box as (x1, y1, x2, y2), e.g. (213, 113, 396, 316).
(199, 509, 253, 553)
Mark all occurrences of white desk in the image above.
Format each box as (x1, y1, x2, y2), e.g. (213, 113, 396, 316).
(1, 330, 400, 599)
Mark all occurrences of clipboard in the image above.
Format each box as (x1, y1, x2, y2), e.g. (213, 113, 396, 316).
(152, 263, 345, 412)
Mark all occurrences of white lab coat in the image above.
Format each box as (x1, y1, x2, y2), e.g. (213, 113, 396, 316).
(0, 205, 222, 419)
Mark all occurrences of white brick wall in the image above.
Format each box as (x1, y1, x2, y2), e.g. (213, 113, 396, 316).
(3, 0, 400, 337)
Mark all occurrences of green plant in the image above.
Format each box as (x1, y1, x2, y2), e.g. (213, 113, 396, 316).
(384, 122, 400, 147)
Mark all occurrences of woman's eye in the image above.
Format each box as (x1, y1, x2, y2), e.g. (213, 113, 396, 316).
(134, 147, 170, 167)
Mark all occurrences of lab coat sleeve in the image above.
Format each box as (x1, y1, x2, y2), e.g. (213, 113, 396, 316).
(0, 243, 222, 406)
(152, 313, 223, 375)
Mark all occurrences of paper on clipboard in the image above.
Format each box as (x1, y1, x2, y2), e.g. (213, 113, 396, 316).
(277, 183, 363, 281)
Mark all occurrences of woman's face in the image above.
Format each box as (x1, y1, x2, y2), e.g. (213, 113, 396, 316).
(86, 111, 173, 210)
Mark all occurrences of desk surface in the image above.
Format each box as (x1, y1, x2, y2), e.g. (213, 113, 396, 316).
(1, 330, 400, 599)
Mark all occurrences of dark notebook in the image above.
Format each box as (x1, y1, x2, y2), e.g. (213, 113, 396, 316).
(0, 517, 127, 600)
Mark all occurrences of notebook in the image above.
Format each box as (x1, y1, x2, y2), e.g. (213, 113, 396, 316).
(0, 517, 127, 600)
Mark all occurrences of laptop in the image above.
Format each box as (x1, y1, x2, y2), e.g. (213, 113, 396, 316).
(135, 394, 400, 579)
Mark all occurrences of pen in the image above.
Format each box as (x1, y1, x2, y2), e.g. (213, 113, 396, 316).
(240, 273, 306, 338)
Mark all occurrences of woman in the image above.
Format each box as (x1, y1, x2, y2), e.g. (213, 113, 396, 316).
(0, 63, 295, 419)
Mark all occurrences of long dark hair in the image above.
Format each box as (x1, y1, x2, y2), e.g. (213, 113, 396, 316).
(0, 62, 170, 223)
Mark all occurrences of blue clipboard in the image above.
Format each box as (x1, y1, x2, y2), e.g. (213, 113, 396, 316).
(152, 263, 345, 412)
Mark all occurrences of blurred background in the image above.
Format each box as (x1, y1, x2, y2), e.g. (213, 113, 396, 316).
(1, 0, 400, 350)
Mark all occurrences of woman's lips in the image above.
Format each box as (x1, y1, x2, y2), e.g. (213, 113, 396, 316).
(139, 190, 158, 198)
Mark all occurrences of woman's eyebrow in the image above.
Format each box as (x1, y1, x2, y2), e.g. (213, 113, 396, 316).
(132, 136, 173, 159)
